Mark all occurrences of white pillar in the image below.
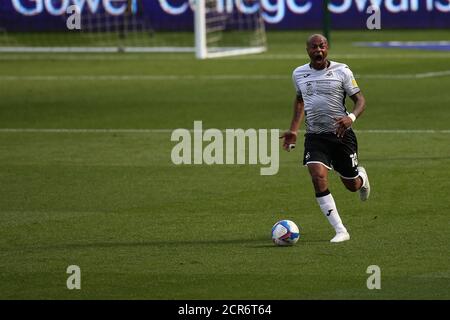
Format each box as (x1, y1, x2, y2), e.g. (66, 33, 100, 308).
(195, 0, 207, 59)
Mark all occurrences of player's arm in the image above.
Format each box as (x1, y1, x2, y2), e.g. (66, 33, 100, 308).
(280, 95, 304, 151)
(335, 91, 366, 138)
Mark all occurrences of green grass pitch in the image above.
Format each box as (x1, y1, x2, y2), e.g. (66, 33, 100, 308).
(0, 30, 449, 299)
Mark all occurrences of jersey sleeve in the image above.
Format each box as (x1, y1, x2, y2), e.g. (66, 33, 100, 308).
(292, 70, 302, 99)
(342, 66, 360, 96)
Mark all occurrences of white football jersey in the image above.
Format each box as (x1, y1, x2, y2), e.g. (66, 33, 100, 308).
(292, 61, 360, 134)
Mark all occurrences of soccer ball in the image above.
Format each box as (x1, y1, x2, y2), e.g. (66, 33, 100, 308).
(271, 220, 300, 246)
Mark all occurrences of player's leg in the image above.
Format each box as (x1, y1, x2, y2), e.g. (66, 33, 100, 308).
(307, 162, 329, 193)
(340, 168, 370, 201)
(334, 130, 371, 201)
(304, 133, 350, 243)
(341, 175, 362, 192)
(307, 163, 350, 243)
(357, 166, 370, 201)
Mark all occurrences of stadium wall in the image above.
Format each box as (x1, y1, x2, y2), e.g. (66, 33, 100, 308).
(1, 0, 449, 31)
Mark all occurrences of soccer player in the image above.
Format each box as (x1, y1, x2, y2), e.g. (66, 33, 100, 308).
(281, 34, 371, 243)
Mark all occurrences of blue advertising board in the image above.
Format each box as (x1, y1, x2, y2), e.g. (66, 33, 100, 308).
(1, 0, 449, 31)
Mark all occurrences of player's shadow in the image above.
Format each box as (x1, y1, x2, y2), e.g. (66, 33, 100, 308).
(248, 238, 329, 248)
(26, 237, 270, 252)
(17, 236, 329, 252)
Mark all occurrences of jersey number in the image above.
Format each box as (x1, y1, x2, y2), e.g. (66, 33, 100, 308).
(350, 153, 358, 167)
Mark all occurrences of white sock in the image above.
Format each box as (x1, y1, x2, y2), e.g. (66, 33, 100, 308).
(358, 167, 367, 187)
(316, 190, 347, 234)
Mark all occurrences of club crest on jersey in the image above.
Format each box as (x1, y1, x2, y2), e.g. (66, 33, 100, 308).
(326, 71, 333, 77)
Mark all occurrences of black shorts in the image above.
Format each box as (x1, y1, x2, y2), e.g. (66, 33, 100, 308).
(303, 129, 359, 179)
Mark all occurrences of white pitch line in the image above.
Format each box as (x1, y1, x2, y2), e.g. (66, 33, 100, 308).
(0, 128, 170, 133)
(234, 53, 450, 60)
(357, 70, 450, 79)
(0, 53, 449, 61)
(0, 129, 449, 134)
(0, 75, 288, 81)
(355, 129, 450, 134)
(1, 70, 450, 81)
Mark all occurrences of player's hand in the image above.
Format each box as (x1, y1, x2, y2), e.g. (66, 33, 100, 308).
(335, 116, 353, 138)
(280, 131, 297, 152)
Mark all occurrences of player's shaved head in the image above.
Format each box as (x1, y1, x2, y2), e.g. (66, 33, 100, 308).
(306, 34, 329, 70)
(306, 34, 328, 47)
